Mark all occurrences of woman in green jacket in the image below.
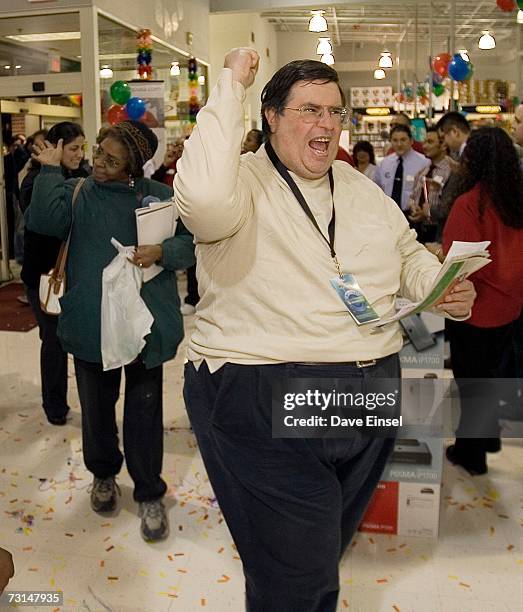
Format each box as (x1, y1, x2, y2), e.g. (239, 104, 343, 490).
(26, 120, 195, 542)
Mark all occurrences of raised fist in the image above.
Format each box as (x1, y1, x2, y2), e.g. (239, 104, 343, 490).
(224, 48, 259, 90)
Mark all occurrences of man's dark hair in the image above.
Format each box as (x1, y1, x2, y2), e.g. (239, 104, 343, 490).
(436, 111, 471, 134)
(390, 124, 412, 139)
(449, 127, 523, 228)
(390, 112, 411, 126)
(260, 60, 346, 137)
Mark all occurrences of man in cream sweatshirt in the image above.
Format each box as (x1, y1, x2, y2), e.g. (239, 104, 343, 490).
(174, 48, 475, 612)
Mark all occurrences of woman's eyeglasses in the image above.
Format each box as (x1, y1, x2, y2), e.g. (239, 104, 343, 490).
(92, 145, 124, 170)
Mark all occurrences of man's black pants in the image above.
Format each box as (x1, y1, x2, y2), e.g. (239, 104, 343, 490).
(74, 358, 167, 502)
(184, 357, 399, 612)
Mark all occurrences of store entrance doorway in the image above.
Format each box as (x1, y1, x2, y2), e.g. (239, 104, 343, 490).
(0, 95, 82, 281)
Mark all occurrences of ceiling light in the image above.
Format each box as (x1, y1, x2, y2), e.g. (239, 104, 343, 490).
(6, 31, 81, 42)
(99, 65, 113, 79)
(309, 10, 328, 33)
(378, 51, 393, 69)
(478, 31, 496, 50)
(15, 65, 21, 69)
(198, 75, 205, 85)
(170, 62, 180, 76)
(3, 65, 10, 69)
(320, 53, 335, 65)
(517, 10, 523, 24)
(374, 68, 386, 80)
(458, 49, 470, 61)
(316, 37, 332, 55)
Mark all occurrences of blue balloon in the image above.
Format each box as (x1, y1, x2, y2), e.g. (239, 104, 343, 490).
(448, 54, 470, 82)
(126, 97, 146, 120)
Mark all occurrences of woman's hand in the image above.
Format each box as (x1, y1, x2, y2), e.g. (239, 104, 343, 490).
(32, 139, 63, 166)
(133, 244, 163, 268)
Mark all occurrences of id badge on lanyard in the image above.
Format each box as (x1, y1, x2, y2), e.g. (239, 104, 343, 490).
(329, 274, 380, 325)
(265, 141, 381, 326)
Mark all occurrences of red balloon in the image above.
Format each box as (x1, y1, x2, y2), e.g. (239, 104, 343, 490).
(433, 53, 452, 77)
(496, 0, 516, 11)
(107, 104, 128, 125)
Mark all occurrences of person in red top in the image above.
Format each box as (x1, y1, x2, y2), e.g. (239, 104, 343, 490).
(335, 146, 354, 166)
(442, 127, 523, 475)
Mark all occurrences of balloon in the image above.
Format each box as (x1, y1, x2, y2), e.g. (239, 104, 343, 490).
(126, 97, 146, 120)
(496, 0, 516, 11)
(432, 71, 443, 85)
(448, 53, 471, 81)
(464, 62, 474, 81)
(518, 0, 523, 9)
(433, 83, 445, 97)
(433, 53, 452, 77)
(107, 104, 128, 125)
(110, 81, 131, 105)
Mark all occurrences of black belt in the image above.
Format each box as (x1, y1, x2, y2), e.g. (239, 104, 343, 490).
(293, 359, 377, 368)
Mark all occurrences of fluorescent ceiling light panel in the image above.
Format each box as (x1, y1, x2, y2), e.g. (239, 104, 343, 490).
(6, 32, 81, 42)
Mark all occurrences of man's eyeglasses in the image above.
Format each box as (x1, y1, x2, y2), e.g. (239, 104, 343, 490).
(92, 145, 124, 170)
(284, 104, 349, 125)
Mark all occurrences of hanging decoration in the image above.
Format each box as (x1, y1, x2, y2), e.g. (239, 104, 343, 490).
(433, 83, 445, 97)
(496, 0, 516, 11)
(136, 28, 153, 80)
(417, 84, 429, 105)
(433, 53, 452, 77)
(448, 53, 472, 82)
(188, 56, 200, 123)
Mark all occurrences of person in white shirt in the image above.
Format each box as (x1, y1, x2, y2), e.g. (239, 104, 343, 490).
(373, 125, 429, 214)
(174, 48, 476, 612)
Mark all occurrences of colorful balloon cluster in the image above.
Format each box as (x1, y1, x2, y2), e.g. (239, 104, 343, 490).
(106, 80, 146, 125)
(432, 52, 473, 83)
(188, 57, 200, 123)
(137, 28, 153, 80)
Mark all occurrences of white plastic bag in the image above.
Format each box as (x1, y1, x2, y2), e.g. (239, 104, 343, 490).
(101, 238, 154, 371)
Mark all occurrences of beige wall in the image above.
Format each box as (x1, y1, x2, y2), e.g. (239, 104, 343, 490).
(210, 13, 277, 130)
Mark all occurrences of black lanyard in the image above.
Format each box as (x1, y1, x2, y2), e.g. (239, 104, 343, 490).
(265, 140, 342, 277)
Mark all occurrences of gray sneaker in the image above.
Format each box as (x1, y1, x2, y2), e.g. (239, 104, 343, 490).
(90, 476, 120, 513)
(139, 499, 169, 541)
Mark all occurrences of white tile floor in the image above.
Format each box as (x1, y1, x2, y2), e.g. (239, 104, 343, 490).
(1, 302, 523, 611)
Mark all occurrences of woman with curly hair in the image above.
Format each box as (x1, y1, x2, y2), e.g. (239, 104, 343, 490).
(442, 127, 523, 475)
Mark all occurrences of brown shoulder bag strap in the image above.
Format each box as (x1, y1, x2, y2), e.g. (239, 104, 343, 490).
(52, 177, 86, 282)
